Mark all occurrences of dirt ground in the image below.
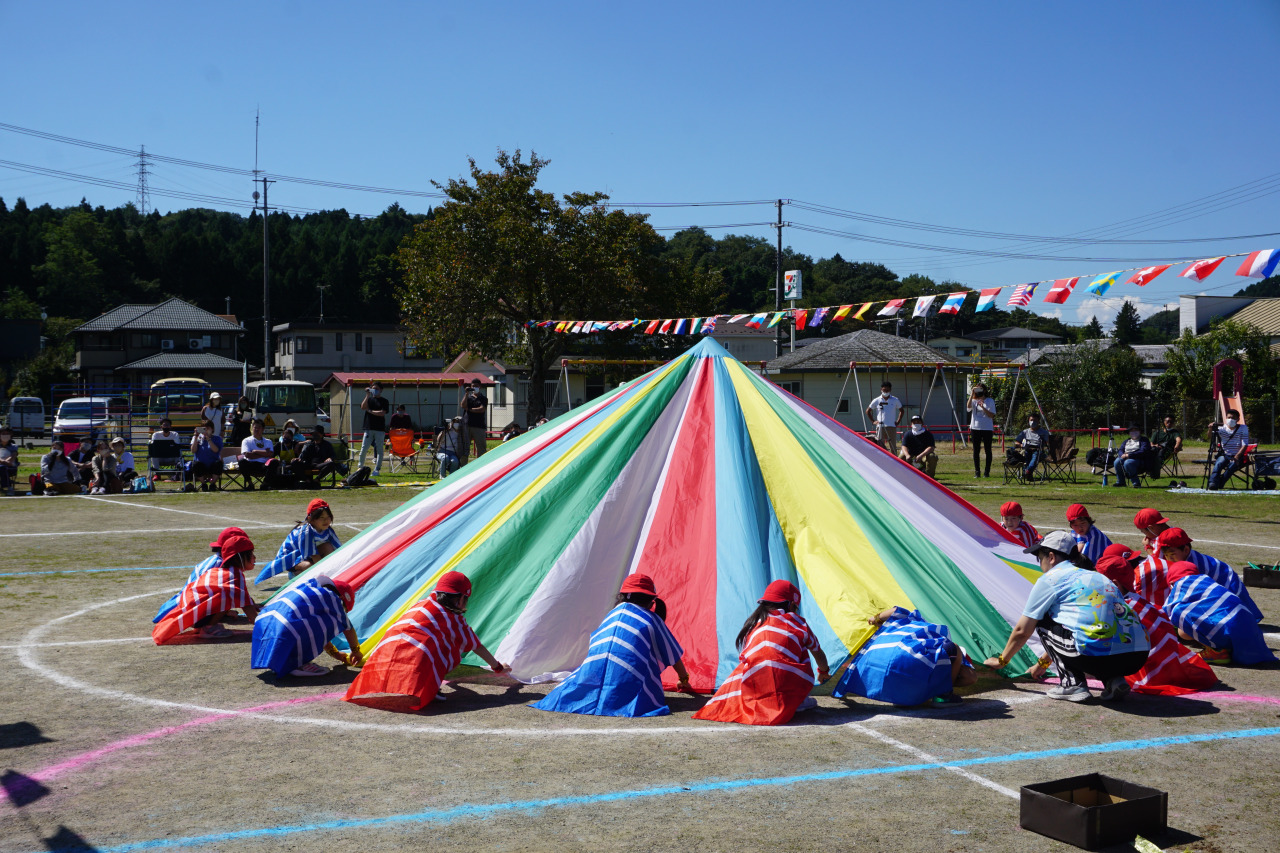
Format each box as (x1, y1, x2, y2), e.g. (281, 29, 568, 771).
(1, 460, 1278, 853)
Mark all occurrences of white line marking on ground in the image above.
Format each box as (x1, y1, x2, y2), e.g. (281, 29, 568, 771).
(0, 522, 375, 538)
(0, 636, 155, 650)
(77, 495, 274, 526)
(1195, 537, 1280, 552)
(846, 721, 1020, 798)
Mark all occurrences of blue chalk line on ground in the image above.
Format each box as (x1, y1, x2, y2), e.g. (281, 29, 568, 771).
(31, 725, 1280, 853)
(0, 565, 188, 578)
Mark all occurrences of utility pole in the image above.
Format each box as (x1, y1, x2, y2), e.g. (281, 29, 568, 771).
(774, 199, 784, 358)
(135, 145, 151, 216)
(253, 177, 274, 379)
(318, 284, 329, 325)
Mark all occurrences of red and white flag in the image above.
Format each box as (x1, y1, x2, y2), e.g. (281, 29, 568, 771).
(1180, 257, 1225, 282)
(1127, 264, 1171, 286)
(1042, 277, 1080, 304)
(877, 298, 906, 317)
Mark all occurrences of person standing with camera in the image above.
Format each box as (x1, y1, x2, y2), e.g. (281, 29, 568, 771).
(864, 381, 904, 454)
(967, 383, 996, 478)
(359, 381, 390, 479)
(462, 379, 488, 464)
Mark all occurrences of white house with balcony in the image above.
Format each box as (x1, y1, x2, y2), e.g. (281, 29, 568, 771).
(272, 322, 445, 385)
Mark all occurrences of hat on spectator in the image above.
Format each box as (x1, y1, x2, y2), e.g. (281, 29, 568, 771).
(220, 532, 255, 560)
(910, 414, 923, 422)
(1027, 529, 1077, 556)
(1133, 508, 1169, 530)
(435, 571, 472, 596)
(111, 436, 125, 446)
(311, 425, 325, 435)
(1101, 542, 1143, 567)
(1095, 553, 1136, 593)
(1155, 527, 1192, 549)
(619, 573, 657, 596)
(306, 499, 330, 517)
(758, 579, 801, 605)
(1000, 501, 1023, 517)
(1065, 503, 1091, 522)
(1165, 560, 1201, 586)
(209, 392, 222, 399)
(209, 526, 247, 550)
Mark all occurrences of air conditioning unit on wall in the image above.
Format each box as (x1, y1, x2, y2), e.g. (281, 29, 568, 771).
(160, 339, 175, 350)
(189, 339, 204, 351)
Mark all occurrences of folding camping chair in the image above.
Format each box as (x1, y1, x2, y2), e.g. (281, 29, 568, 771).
(1039, 434, 1078, 484)
(387, 428, 433, 475)
(146, 439, 189, 489)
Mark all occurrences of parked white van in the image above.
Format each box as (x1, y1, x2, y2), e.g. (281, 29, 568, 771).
(53, 396, 129, 445)
(6, 397, 45, 438)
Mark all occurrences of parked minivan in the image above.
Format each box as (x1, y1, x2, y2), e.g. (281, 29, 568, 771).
(244, 381, 330, 436)
(6, 397, 45, 438)
(53, 396, 130, 445)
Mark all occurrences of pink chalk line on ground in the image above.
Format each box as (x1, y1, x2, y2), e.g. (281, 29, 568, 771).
(1044, 676, 1280, 706)
(1, 691, 343, 805)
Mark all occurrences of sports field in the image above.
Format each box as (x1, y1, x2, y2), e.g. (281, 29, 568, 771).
(2, 453, 1278, 853)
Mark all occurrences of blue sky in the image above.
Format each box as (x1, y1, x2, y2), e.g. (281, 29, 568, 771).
(3, 1, 1278, 326)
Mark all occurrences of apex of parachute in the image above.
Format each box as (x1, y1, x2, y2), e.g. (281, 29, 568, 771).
(689, 336, 732, 359)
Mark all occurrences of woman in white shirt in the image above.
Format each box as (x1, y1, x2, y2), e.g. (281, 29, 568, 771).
(200, 392, 224, 438)
(967, 384, 996, 478)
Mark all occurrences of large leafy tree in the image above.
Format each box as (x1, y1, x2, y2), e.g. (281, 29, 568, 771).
(1157, 319, 1278, 430)
(397, 151, 719, 419)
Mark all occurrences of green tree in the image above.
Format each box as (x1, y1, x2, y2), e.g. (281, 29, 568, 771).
(1234, 275, 1280, 298)
(1082, 316, 1104, 340)
(1139, 307, 1179, 344)
(1002, 341, 1146, 429)
(1157, 319, 1278, 431)
(8, 316, 80, 398)
(397, 150, 718, 420)
(1112, 301, 1142, 345)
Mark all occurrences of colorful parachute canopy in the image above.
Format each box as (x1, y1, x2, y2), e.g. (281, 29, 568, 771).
(279, 338, 1041, 691)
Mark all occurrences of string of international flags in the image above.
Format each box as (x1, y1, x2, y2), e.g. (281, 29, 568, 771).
(528, 248, 1279, 336)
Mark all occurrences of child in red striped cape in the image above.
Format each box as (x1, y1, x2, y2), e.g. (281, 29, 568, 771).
(692, 580, 829, 726)
(152, 531, 260, 644)
(344, 571, 506, 712)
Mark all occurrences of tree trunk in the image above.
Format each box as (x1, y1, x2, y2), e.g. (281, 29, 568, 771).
(524, 330, 558, 424)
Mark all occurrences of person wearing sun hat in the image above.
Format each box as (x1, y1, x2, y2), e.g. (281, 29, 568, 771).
(345, 571, 506, 711)
(1134, 527, 1262, 621)
(152, 527, 248, 624)
(1162, 560, 1276, 666)
(985, 530, 1148, 703)
(998, 501, 1041, 551)
(153, 531, 260, 644)
(254, 498, 341, 585)
(693, 579, 830, 725)
(251, 572, 364, 677)
(1065, 503, 1112, 562)
(1094, 544, 1217, 695)
(534, 573, 694, 717)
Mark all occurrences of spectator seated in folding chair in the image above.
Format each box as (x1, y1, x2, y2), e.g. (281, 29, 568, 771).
(387, 427, 431, 475)
(1151, 416, 1184, 479)
(1206, 410, 1250, 491)
(1110, 424, 1150, 489)
(1003, 413, 1051, 484)
(236, 418, 281, 491)
(147, 435, 189, 489)
(187, 418, 224, 492)
(290, 426, 348, 488)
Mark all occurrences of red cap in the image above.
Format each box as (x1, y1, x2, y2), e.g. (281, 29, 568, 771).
(1155, 527, 1192, 549)
(434, 571, 472, 596)
(1000, 501, 1023, 517)
(306, 499, 331, 517)
(619, 573, 657, 596)
(1166, 560, 1201, 586)
(220, 532, 255, 560)
(759, 579, 801, 605)
(330, 579, 356, 612)
(1101, 542, 1141, 566)
(1095, 554, 1136, 593)
(1065, 503, 1090, 522)
(209, 526, 246, 550)
(1133, 508, 1169, 530)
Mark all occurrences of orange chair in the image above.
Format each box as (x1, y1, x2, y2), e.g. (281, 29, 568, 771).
(388, 428, 428, 475)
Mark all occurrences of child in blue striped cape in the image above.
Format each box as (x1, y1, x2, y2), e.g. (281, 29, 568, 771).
(255, 499, 341, 586)
(533, 573, 693, 717)
(153, 527, 246, 623)
(1164, 561, 1276, 667)
(251, 574, 364, 677)
(833, 607, 976, 707)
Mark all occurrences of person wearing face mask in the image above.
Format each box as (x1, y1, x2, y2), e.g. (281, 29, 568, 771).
(462, 379, 488, 464)
(897, 415, 938, 478)
(864, 382, 903, 454)
(434, 416, 464, 477)
(359, 382, 389, 479)
(1113, 423, 1151, 488)
(1207, 408, 1249, 490)
(1013, 413, 1051, 479)
(40, 440, 81, 495)
(967, 383, 996, 478)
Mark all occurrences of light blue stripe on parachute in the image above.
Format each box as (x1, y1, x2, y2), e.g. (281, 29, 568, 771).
(251, 578, 351, 676)
(255, 525, 342, 585)
(1166, 575, 1275, 666)
(532, 603, 684, 717)
(152, 554, 219, 623)
(339, 367, 670, 653)
(709, 354, 841, 685)
(833, 608, 960, 706)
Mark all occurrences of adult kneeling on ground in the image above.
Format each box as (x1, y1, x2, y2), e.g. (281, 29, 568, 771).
(985, 530, 1149, 703)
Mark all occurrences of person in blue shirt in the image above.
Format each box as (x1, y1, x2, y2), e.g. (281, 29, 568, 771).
(1113, 423, 1151, 488)
(188, 417, 224, 492)
(533, 573, 693, 717)
(985, 530, 1149, 703)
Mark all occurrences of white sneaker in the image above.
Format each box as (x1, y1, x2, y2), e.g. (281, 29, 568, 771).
(1047, 683, 1091, 702)
(796, 696, 818, 712)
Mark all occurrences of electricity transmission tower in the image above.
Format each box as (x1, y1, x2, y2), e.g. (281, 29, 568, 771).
(135, 145, 152, 215)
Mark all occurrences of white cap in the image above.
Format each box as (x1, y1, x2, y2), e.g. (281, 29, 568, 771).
(1027, 529, 1076, 556)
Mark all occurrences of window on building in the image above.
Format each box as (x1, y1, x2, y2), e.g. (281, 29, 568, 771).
(836, 398, 849, 413)
(365, 335, 373, 355)
(295, 336, 324, 354)
(135, 333, 160, 348)
(584, 375, 605, 401)
(779, 381, 802, 396)
(492, 381, 507, 406)
(956, 347, 974, 357)
(355, 333, 363, 351)
(335, 333, 343, 351)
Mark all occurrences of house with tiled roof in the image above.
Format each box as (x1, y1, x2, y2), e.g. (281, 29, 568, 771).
(1015, 341, 1174, 389)
(73, 298, 248, 389)
(766, 328, 978, 433)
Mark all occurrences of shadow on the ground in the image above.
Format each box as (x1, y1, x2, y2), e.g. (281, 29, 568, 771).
(422, 682, 545, 716)
(2, 770, 50, 807)
(256, 664, 360, 688)
(43, 825, 101, 851)
(1094, 827, 1201, 852)
(163, 629, 252, 645)
(1105, 693, 1220, 718)
(0, 722, 53, 750)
